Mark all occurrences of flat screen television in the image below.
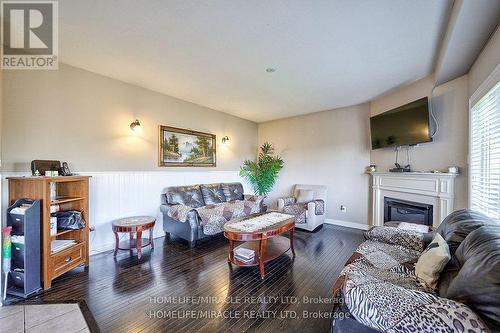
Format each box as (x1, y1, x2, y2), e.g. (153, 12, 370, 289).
(370, 97, 432, 150)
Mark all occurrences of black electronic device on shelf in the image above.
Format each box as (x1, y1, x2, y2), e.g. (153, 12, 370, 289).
(389, 163, 411, 172)
(6, 199, 42, 298)
(30, 160, 73, 176)
(389, 146, 412, 172)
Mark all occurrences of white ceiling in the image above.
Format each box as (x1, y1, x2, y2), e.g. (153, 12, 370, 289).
(435, 0, 500, 85)
(59, 1, 458, 122)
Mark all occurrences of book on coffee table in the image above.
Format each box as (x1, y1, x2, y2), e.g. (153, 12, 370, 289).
(234, 247, 255, 260)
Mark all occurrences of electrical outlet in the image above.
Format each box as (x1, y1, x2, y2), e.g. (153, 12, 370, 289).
(340, 205, 347, 213)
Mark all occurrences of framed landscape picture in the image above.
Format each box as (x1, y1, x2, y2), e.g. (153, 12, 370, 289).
(158, 125, 216, 167)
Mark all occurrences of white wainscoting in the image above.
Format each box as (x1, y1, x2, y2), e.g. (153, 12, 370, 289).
(2, 171, 251, 255)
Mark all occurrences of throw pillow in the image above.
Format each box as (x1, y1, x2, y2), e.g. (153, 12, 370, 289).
(296, 189, 314, 203)
(415, 233, 451, 289)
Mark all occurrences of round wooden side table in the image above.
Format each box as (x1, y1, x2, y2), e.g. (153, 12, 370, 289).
(112, 216, 156, 259)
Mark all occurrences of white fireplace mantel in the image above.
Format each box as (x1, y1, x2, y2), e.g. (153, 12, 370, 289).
(370, 172, 458, 228)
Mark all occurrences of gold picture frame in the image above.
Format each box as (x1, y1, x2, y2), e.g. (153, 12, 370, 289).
(158, 125, 216, 167)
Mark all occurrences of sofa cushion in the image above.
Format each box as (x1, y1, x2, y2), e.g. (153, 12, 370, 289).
(200, 184, 226, 205)
(436, 209, 497, 255)
(281, 196, 296, 206)
(397, 222, 430, 233)
(342, 260, 487, 332)
(443, 225, 500, 331)
(294, 184, 327, 201)
(166, 185, 205, 208)
(296, 189, 314, 203)
(353, 240, 421, 270)
(195, 199, 263, 235)
(221, 183, 244, 201)
(364, 226, 426, 252)
(342, 259, 431, 294)
(282, 203, 307, 224)
(415, 233, 451, 289)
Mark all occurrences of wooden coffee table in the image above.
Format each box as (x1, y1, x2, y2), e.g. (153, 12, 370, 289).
(112, 216, 156, 259)
(224, 212, 296, 279)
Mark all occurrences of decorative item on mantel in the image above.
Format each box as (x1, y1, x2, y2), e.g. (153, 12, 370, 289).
(366, 164, 377, 173)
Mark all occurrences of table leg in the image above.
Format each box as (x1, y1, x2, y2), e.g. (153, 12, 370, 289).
(228, 239, 235, 264)
(259, 238, 267, 279)
(150, 229, 154, 250)
(137, 230, 142, 259)
(129, 232, 134, 255)
(290, 227, 296, 257)
(113, 231, 119, 257)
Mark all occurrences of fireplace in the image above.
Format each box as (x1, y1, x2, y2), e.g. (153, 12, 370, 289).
(384, 197, 433, 226)
(371, 172, 457, 227)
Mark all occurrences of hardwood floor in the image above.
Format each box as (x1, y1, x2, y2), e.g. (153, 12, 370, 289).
(10, 224, 364, 333)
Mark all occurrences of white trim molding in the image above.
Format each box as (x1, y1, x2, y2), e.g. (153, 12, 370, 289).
(470, 64, 500, 106)
(370, 172, 458, 228)
(468, 64, 500, 209)
(325, 218, 371, 230)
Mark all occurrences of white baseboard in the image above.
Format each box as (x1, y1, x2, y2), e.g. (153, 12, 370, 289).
(325, 218, 371, 230)
(89, 235, 164, 256)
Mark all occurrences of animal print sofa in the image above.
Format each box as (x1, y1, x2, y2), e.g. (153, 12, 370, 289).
(160, 183, 264, 248)
(331, 209, 500, 333)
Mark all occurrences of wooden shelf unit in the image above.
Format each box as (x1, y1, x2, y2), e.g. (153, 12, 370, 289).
(7, 176, 91, 289)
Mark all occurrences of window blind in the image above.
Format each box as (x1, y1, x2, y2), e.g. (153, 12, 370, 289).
(470, 81, 500, 219)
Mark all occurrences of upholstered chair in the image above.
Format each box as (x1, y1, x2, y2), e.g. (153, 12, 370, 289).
(277, 184, 327, 231)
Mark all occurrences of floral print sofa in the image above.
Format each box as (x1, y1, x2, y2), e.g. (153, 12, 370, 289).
(331, 209, 500, 333)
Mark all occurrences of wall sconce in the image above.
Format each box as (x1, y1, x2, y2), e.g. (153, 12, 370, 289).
(222, 136, 230, 145)
(130, 119, 141, 132)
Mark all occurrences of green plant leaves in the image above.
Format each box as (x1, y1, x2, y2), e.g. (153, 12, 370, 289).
(239, 142, 284, 195)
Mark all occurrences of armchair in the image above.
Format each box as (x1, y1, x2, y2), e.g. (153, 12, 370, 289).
(277, 184, 327, 231)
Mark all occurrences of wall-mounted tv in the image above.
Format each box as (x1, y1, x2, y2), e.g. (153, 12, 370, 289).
(370, 97, 432, 150)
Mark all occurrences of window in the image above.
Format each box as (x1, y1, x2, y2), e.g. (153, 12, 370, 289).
(470, 70, 500, 219)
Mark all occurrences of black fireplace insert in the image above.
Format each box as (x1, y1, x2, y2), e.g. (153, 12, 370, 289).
(384, 197, 433, 226)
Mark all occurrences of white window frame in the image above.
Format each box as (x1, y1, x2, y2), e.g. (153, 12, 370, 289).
(468, 64, 500, 212)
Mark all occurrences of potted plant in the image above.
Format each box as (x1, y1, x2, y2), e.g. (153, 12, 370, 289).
(239, 142, 284, 197)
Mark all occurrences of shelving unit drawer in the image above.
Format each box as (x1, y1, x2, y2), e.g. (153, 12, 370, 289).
(52, 243, 84, 277)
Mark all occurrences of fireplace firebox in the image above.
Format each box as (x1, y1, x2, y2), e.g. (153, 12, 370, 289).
(383, 197, 433, 226)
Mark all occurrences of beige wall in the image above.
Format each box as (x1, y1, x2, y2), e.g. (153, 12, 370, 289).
(469, 26, 500, 97)
(258, 104, 371, 226)
(2, 63, 257, 172)
(0, 66, 2, 167)
(370, 75, 469, 209)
